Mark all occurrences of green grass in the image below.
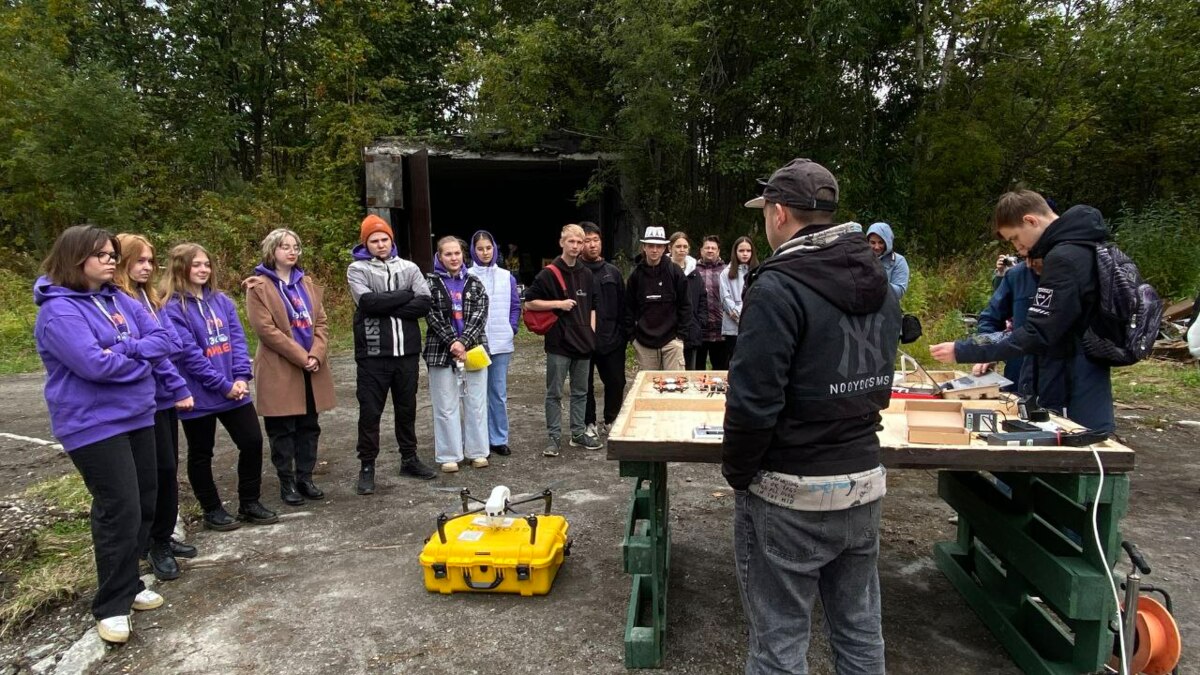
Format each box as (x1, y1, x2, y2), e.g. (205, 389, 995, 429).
(0, 474, 95, 636)
(1112, 360, 1200, 409)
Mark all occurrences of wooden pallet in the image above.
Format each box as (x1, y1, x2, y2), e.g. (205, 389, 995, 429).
(936, 471, 1129, 674)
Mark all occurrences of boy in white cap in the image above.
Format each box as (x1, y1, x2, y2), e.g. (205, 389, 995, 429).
(624, 226, 692, 370)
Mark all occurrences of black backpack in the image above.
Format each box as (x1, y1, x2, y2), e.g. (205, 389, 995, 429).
(1081, 243, 1164, 366)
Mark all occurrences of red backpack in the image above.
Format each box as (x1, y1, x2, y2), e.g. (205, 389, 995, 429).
(522, 264, 567, 336)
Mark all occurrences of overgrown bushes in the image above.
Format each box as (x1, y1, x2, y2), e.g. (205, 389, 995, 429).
(1113, 199, 1200, 301)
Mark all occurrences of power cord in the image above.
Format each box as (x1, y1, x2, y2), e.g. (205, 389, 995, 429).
(1091, 445, 1128, 675)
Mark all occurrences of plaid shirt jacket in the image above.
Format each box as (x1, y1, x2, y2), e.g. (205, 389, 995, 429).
(423, 273, 489, 368)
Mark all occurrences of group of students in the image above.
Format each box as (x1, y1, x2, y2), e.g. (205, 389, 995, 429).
(32, 206, 924, 648)
(34, 225, 333, 643)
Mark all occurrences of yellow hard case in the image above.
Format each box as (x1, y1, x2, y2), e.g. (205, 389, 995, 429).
(419, 514, 569, 596)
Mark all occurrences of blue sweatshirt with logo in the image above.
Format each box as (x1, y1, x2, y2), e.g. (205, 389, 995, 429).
(34, 277, 173, 451)
(164, 289, 254, 419)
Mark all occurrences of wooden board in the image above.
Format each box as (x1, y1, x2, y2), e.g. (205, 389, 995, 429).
(606, 371, 1135, 473)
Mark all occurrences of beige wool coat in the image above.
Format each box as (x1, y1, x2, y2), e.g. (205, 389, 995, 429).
(245, 273, 336, 417)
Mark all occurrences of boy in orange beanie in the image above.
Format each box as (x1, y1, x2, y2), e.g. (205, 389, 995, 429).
(346, 214, 437, 490)
(359, 214, 394, 245)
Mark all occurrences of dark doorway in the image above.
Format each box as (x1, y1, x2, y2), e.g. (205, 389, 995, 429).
(425, 157, 602, 286)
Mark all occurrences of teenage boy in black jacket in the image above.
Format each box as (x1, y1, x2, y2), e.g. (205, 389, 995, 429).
(346, 216, 438, 493)
(580, 222, 626, 438)
(930, 190, 1114, 434)
(525, 224, 603, 456)
(625, 226, 691, 370)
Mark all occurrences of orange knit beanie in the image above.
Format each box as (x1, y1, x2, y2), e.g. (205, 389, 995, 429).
(360, 215, 394, 245)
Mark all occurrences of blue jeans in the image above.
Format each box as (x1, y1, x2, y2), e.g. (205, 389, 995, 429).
(734, 491, 885, 675)
(427, 365, 488, 465)
(485, 351, 512, 445)
(545, 353, 588, 440)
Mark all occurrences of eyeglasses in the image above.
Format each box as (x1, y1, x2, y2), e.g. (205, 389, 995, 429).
(91, 251, 120, 264)
(277, 245, 302, 253)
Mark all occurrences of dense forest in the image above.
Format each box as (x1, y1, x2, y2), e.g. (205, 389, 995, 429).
(2, 0, 1199, 292)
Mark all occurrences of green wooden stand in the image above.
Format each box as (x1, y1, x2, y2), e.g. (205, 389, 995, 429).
(620, 461, 670, 669)
(935, 471, 1130, 675)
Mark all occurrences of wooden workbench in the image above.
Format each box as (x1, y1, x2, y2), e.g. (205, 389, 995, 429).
(606, 370, 1134, 674)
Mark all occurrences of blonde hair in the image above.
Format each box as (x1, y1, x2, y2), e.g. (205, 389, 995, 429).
(560, 224, 585, 241)
(113, 233, 163, 308)
(260, 228, 301, 267)
(435, 236, 465, 255)
(161, 243, 219, 306)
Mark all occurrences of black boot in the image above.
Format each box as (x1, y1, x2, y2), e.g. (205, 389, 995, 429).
(170, 540, 198, 559)
(237, 501, 279, 524)
(280, 477, 305, 506)
(146, 541, 180, 581)
(400, 456, 437, 480)
(203, 506, 241, 531)
(296, 478, 324, 500)
(490, 444, 511, 456)
(356, 462, 376, 495)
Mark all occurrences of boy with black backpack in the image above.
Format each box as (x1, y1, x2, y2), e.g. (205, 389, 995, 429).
(931, 191, 1127, 434)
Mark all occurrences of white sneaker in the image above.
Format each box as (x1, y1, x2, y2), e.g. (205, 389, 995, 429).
(97, 615, 130, 643)
(440, 462, 459, 473)
(586, 423, 598, 437)
(597, 421, 611, 438)
(471, 457, 489, 468)
(132, 589, 163, 611)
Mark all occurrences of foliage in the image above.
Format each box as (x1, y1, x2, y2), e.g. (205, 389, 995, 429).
(1, 0, 1199, 375)
(1113, 199, 1200, 300)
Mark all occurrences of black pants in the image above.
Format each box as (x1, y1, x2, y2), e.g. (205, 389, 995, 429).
(586, 348, 626, 425)
(149, 408, 179, 546)
(695, 340, 731, 370)
(356, 355, 419, 462)
(684, 347, 698, 370)
(265, 373, 321, 481)
(69, 427, 156, 620)
(181, 403, 263, 512)
(725, 335, 738, 360)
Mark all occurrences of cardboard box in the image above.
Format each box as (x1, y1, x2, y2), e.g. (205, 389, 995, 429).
(906, 400, 971, 445)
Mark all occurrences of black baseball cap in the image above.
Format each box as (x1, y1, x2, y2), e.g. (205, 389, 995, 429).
(744, 158, 839, 211)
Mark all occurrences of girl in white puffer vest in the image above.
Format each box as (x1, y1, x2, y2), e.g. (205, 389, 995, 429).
(468, 230, 521, 456)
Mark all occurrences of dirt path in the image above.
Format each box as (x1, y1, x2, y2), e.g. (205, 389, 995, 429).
(1, 349, 1196, 674)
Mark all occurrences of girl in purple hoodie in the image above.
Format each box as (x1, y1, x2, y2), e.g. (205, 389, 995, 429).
(113, 233, 197, 582)
(34, 225, 174, 643)
(423, 236, 490, 472)
(162, 243, 277, 531)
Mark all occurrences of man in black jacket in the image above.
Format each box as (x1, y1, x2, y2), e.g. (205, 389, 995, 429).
(930, 191, 1114, 434)
(625, 226, 691, 370)
(580, 222, 626, 438)
(724, 159, 900, 674)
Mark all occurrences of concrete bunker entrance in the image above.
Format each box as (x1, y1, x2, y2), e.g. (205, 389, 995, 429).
(364, 143, 627, 285)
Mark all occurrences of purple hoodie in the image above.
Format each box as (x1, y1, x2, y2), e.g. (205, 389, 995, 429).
(163, 288, 254, 419)
(253, 263, 314, 351)
(130, 290, 193, 411)
(34, 277, 173, 451)
(434, 255, 467, 336)
(350, 242, 399, 261)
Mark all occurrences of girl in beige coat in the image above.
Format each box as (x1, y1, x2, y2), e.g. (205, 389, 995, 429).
(245, 228, 336, 506)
